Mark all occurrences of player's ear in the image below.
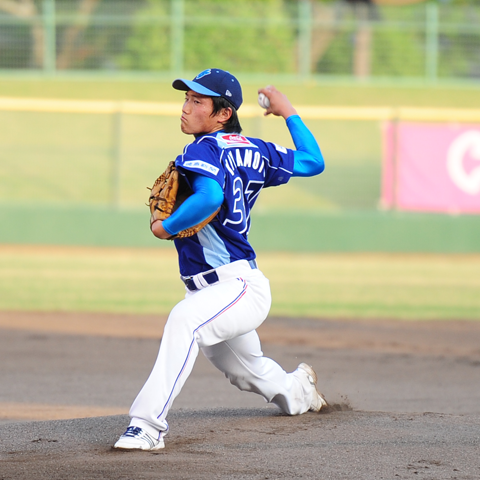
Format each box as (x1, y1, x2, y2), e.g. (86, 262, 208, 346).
(219, 107, 232, 124)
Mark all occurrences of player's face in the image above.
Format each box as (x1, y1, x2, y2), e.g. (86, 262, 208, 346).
(180, 91, 224, 136)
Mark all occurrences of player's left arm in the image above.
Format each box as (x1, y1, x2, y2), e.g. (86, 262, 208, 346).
(258, 85, 324, 178)
(151, 173, 223, 239)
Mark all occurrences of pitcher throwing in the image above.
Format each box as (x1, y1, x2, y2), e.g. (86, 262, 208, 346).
(114, 68, 327, 451)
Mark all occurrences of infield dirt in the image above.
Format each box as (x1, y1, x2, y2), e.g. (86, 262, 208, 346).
(1, 312, 479, 479)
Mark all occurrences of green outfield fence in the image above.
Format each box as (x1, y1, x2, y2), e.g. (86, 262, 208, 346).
(2, 205, 480, 253)
(1, 0, 480, 83)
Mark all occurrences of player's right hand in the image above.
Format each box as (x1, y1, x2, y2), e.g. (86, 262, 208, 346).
(257, 85, 298, 120)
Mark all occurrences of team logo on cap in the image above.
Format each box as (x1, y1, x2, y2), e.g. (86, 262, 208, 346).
(195, 69, 211, 80)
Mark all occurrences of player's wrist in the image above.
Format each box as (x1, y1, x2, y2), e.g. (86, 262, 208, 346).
(151, 220, 173, 239)
(286, 114, 301, 124)
(281, 106, 298, 120)
(161, 219, 176, 236)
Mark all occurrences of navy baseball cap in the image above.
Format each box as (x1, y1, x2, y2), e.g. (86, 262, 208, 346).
(172, 69, 243, 110)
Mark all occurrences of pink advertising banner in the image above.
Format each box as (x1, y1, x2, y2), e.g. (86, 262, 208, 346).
(382, 122, 480, 213)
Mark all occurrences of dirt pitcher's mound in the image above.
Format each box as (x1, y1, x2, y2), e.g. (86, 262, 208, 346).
(1, 312, 480, 479)
(1, 410, 479, 480)
(1, 311, 480, 357)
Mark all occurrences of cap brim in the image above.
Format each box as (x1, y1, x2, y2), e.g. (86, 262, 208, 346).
(172, 79, 220, 97)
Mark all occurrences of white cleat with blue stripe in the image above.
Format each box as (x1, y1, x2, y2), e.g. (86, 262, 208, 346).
(114, 426, 165, 451)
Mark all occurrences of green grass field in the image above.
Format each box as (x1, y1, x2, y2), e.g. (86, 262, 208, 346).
(2, 76, 480, 107)
(0, 110, 380, 211)
(1, 246, 479, 320)
(1, 78, 479, 320)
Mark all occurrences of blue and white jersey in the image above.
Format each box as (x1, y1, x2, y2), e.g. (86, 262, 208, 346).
(174, 131, 294, 277)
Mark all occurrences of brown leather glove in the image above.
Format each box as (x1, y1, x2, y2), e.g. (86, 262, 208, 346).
(148, 161, 220, 239)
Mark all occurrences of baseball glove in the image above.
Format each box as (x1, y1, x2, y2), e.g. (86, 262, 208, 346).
(148, 161, 220, 239)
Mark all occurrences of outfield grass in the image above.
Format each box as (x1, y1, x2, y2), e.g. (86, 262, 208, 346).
(0, 109, 381, 211)
(2, 76, 480, 108)
(1, 245, 479, 320)
(2, 77, 479, 213)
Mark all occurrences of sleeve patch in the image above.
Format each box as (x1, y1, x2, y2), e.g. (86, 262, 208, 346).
(274, 144, 288, 154)
(183, 160, 220, 176)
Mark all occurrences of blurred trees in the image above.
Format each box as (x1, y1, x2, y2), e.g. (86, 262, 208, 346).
(0, 0, 478, 80)
(312, 0, 480, 79)
(0, 0, 100, 68)
(0, 0, 45, 67)
(118, 0, 295, 73)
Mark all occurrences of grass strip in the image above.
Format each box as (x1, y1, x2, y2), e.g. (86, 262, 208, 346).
(1, 245, 479, 320)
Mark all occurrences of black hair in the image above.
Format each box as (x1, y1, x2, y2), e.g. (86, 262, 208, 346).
(211, 96, 242, 134)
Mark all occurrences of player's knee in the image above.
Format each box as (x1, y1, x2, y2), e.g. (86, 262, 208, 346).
(226, 373, 255, 392)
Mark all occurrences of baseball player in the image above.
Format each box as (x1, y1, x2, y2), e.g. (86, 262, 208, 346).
(114, 68, 326, 451)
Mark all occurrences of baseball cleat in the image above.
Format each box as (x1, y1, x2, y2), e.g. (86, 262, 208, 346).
(114, 426, 165, 451)
(297, 363, 328, 412)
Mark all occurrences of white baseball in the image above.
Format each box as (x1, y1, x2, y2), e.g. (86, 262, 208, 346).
(258, 93, 270, 109)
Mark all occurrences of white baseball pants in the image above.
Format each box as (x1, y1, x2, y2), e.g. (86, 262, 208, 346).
(128, 260, 314, 440)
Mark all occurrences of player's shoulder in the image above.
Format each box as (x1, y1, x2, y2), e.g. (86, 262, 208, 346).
(181, 135, 220, 159)
(186, 132, 291, 158)
(222, 133, 291, 156)
(210, 131, 291, 154)
(213, 132, 259, 150)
